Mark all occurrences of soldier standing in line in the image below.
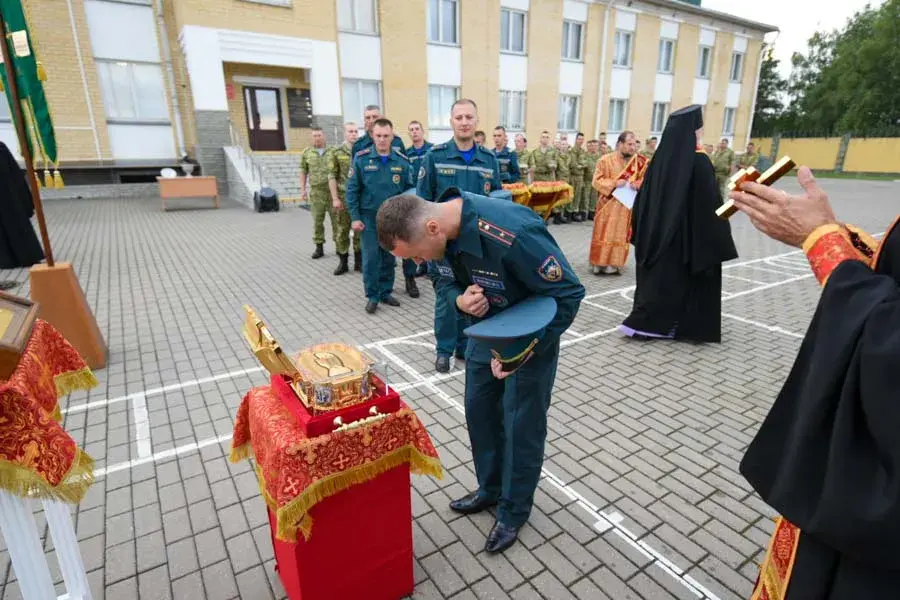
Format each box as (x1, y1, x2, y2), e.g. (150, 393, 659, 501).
(346, 118, 414, 314)
(352, 105, 405, 156)
(583, 139, 601, 221)
(491, 126, 520, 184)
(528, 131, 559, 183)
(711, 138, 737, 199)
(474, 131, 487, 147)
(405, 120, 434, 282)
(565, 132, 588, 222)
(514, 134, 531, 181)
(550, 137, 570, 224)
(641, 136, 658, 158)
(416, 99, 501, 373)
(300, 128, 336, 260)
(738, 141, 760, 169)
(327, 122, 363, 275)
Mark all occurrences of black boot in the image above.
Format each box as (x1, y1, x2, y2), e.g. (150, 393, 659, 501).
(405, 276, 419, 298)
(552, 213, 564, 225)
(311, 243, 324, 259)
(353, 250, 362, 272)
(587, 210, 595, 220)
(333, 253, 349, 275)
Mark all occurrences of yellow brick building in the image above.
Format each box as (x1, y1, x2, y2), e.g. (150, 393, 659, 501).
(0, 0, 775, 185)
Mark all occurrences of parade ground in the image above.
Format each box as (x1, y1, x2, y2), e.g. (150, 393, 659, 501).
(2, 178, 896, 600)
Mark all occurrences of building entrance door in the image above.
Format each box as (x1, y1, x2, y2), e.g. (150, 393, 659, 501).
(244, 87, 286, 151)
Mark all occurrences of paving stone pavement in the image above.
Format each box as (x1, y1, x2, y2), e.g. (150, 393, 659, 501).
(0, 178, 896, 600)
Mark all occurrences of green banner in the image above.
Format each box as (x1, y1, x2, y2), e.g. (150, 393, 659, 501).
(0, 0, 58, 168)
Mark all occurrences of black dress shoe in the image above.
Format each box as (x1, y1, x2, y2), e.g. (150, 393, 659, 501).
(365, 301, 378, 314)
(485, 522, 519, 554)
(381, 295, 400, 307)
(449, 491, 497, 515)
(453, 350, 466, 361)
(405, 276, 419, 298)
(435, 356, 450, 373)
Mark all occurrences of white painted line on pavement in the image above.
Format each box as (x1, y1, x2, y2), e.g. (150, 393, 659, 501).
(131, 392, 152, 458)
(722, 273, 768, 285)
(722, 313, 804, 339)
(370, 341, 721, 600)
(723, 273, 814, 300)
(96, 433, 233, 478)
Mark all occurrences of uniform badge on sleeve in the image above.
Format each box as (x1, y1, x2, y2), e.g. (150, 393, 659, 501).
(538, 255, 563, 282)
(483, 182, 490, 194)
(418, 166, 426, 180)
(348, 167, 354, 178)
(392, 174, 401, 184)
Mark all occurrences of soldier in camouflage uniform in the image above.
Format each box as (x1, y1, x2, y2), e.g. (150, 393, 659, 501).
(327, 122, 363, 275)
(566, 132, 588, 222)
(550, 138, 570, 224)
(711, 138, 737, 199)
(514, 134, 530, 182)
(641, 137, 658, 159)
(584, 139, 601, 220)
(300, 128, 335, 260)
(527, 131, 559, 182)
(738, 142, 760, 169)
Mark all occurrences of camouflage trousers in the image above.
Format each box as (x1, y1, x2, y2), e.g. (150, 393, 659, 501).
(310, 186, 337, 246)
(566, 179, 588, 213)
(716, 175, 729, 200)
(334, 196, 361, 255)
(587, 183, 599, 211)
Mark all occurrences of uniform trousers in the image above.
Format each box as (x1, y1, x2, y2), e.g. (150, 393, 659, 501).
(360, 210, 395, 302)
(310, 185, 337, 246)
(464, 340, 559, 528)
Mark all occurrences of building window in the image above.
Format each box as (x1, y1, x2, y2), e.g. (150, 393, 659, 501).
(95, 61, 168, 121)
(608, 98, 627, 132)
(342, 78, 382, 122)
(723, 107, 736, 135)
(650, 102, 668, 134)
(561, 21, 583, 61)
(499, 91, 526, 130)
(337, 0, 377, 34)
(730, 52, 744, 82)
(557, 95, 580, 131)
(697, 45, 712, 78)
(657, 39, 675, 74)
(500, 8, 526, 54)
(613, 30, 632, 67)
(428, 0, 458, 45)
(428, 85, 459, 128)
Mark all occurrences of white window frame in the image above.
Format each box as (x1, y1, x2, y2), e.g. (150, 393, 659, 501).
(95, 59, 170, 123)
(657, 38, 675, 74)
(613, 30, 633, 68)
(337, 0, 378, 34)
(500, 8, 527, 54)
(697, 45, 712, 79)
(557, 95, 580, 132)
(608, 98, 627, 132)
(428, 85, 459, 129)
(730, 52, 744, 82)
(561, 20, 584, 61)
(723, 107, 736, 135)
(650, 102, 668, 134)
(428, 0, 459, 46)
(499, 90, 526, 130)
(341, 78, 383, 122)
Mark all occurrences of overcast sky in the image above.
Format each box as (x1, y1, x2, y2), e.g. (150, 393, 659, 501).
(701, 0, 886, 78)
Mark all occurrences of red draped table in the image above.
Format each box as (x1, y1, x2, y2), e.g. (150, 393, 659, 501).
(230, 383, 442, 600)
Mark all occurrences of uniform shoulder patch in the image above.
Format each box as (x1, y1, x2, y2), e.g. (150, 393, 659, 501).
(538, 255, 563, 282)
(392, 148, 408, 160)
(478, 219, 516, 246)
(355, 148, 371, 157)
(418, 166, 426, 180)
(432, 142, 447, 151)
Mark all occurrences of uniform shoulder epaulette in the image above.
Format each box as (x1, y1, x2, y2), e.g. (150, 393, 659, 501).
(478, 218, 516, 247)
(432, 142, 448, 151)
(355, 148, 371, 157)
(392, 148, 408, 160)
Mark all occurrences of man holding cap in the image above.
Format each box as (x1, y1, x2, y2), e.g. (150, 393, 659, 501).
(375, 189, 585, 553)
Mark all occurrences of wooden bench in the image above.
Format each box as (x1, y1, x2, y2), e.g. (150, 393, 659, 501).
(157, 176, 219, 210)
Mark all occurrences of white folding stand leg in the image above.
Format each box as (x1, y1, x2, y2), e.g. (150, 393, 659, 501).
(42, 499, 92, 600)
(0, 489, 55, 600)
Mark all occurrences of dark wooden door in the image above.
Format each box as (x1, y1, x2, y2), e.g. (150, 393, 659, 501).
(244, 87, 286, 151)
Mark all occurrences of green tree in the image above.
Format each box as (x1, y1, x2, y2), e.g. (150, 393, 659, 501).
(750, 48, 786, 136)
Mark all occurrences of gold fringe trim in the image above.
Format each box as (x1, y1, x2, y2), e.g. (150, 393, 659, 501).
(55, 368, 99, 398)
(228, 441, 252, 464)
(50, 404, 62, 422)
(272, 445, 443, 543)
(0, 449, 94, 504)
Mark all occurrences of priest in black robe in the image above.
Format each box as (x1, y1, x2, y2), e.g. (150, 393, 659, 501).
(620, 104, 737, 342)
(0, 141, 43, 269)
(733, 166, 900, 599)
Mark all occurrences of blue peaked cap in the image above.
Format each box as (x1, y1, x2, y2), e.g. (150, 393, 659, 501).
(464, 296, 557, 371)
(489, 189, 513, 202)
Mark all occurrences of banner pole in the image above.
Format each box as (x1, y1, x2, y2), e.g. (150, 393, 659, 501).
(0, 8, 54, 267)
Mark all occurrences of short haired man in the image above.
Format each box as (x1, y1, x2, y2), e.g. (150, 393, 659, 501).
(300, 127, 335, 260)
(345, 118, 414, 313)
(491, 126, 520, 184)
(327, 122, 363, 274)
(376, 190, 584, 554)
(738, 141, 759, 169)
(351, 105, 405, 156)
(473, 130, 486, 146)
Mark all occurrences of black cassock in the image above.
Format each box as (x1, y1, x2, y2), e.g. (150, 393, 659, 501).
(740, 219, 900, 598)
(623, 105, 737, 342)
(0, 141, 43, 269)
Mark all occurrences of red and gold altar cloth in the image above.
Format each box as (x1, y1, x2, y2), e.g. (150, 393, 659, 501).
(230, 385, 442, 542)
(0, 319, 98, 503)
(502, 181, 572, 221)
(589, 152, 648, 268)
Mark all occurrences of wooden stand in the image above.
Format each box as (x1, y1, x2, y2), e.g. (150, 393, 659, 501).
(29, 263, 106, 370)
(157, 176, 219, 211)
